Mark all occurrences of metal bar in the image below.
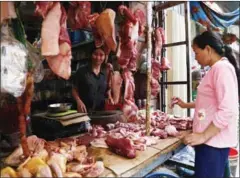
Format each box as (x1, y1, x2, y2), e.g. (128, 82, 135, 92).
(163, 41, 187, 48)
(159, 3, 166, 112)
(146, 2, 152, 136)
(153, 1, 184, 11)
(185, 2, 192, 117)
(162, 71, 167, 112)
(158, 7, 164, 111)
(159, 81, 188, 85)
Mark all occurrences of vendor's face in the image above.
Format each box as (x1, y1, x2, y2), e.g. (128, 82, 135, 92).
(192, 44, 211, 66)
(92, 49, 105, 65)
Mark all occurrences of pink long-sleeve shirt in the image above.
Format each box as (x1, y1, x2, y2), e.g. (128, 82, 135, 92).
(193, 58, 239, 148)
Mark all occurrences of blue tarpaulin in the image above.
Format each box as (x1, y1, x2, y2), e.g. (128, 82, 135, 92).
(190, 2, 240, 30)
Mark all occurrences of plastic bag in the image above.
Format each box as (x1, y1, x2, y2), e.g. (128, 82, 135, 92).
(26, 41, 44, 83)
(0, 24, 28, 97)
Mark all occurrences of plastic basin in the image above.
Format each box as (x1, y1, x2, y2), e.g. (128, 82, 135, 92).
(145, 172, 178, 178)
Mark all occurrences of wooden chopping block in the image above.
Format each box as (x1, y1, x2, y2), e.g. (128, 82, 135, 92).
(88, 146, 159, 176)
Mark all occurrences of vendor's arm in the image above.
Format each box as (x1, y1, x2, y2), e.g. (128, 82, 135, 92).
(72, 69, 87, 113)
(72, 87, 87, 113)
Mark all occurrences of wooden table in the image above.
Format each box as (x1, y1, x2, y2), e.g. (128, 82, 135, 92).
(91, 131, 190, 177)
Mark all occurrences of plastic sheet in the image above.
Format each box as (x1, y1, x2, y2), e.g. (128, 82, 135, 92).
(26, 41, 44, 83)
(0, 24, 28, 97)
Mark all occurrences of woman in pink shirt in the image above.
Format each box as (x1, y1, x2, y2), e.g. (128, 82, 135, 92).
(175, 31, 239, 178)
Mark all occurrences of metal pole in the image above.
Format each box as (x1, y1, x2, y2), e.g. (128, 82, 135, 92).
(185, 2, 192, 117)
(146, 2, 152, 136)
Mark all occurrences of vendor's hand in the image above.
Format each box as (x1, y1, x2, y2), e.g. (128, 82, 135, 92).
(176, 97, 187, 108)
(183, 132, 207, 146)
(77, 100, 87, 113)
(176, 131, 190, 140)
(106, 97, 114, 105)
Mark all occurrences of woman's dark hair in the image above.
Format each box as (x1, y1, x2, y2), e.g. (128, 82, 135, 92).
(193, 31, 240, 98)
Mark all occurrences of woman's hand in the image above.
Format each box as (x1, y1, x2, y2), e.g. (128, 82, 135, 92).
(77, 100, 87, 113)
(183, 133, 207, 146)
(176, 97, 187, 108)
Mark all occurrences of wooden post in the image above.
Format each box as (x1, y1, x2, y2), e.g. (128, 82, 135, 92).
(146, 2, 152, 136)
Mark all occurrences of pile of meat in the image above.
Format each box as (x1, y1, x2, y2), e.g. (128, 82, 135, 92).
(83, 110, 192, 159)
(2, 135, 104, 178)
(83, 124, 158, 159)
(137, 110, 192, 137)
(35, 2, 72, 80)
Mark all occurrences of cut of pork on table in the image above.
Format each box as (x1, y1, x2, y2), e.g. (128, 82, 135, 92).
(35, 2, 72, 80)
(106, 135, 137, 159)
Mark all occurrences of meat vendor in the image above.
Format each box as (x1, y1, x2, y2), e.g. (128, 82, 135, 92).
(72, 47, 110, 113)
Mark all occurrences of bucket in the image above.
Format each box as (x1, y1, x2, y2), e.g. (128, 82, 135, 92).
(229, 147, 238, 176)
(145, 172, 178, 178)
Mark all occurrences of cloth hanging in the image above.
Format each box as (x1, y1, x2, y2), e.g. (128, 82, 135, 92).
(190, 2, 239, 29)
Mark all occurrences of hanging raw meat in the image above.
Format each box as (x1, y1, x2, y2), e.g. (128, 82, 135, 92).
(122, 69, 138, 122)
(106, 63, 123, 105)
(34, 2, 54, 18)
(134, 9, 146, 36)
(111, 71, 123, 104)
(151, 78, 160, 97)
(122, 100, 138, 122)
(152, 58, 161, 79)
(0, 2, 17, 23)
(88, 13, 102, 48)
(67, 2, 91, 30)
(36, 2, 72, 80)
(158, 27, 165, 44)
(122, 69, 135, 101)
(45, 6, 72, 80)
(154, 27, 163, 58)
(107, 71, 123, 105)
(40, 2, 61, 56)
(117, 5, 145, 71)
(96, 9, 117, 52)
(88, 9, 117, 57)
(160, 57, 171, 71)
(45, 43, 71, 80)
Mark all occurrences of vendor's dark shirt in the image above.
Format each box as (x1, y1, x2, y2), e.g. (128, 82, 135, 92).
(73, 64, 107, 111)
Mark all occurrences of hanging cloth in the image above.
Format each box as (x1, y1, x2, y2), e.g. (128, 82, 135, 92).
(190, 2, 239, 29)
